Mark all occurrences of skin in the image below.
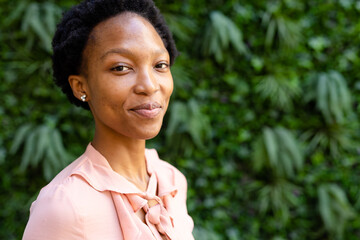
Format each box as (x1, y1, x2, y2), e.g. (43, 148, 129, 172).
(68, 12, 174, 195)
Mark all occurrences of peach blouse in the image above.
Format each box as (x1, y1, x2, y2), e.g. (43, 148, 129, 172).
(23, 144, 194, 240)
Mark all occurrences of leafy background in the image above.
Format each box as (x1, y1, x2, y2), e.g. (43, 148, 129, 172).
(2, 0, 360, 239)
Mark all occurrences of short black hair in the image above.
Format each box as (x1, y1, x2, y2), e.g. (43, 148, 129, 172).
(52, 0, 178, 110)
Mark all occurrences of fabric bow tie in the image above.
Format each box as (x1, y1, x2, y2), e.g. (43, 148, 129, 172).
(127, 193, 176, 240)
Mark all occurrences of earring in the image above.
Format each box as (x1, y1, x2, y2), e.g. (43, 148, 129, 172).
(81, 94, 86, 102)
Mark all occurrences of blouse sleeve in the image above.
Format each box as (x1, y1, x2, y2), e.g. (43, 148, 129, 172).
(22, 184, 84, 240)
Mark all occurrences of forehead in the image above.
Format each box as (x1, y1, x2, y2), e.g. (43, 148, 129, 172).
(84, 12, 167, 60)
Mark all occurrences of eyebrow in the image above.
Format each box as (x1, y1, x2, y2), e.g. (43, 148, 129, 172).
(100, 48, 168, 61)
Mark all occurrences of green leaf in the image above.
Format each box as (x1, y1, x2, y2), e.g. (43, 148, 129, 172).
(10, 124, 33, 154)
(19, 130, 38, 171)
(21, 3, 53, 52)
(3, 0, 27, 26)
(318, 184, 356, 239)
(277, 128, 303, 170)
(263, 127, 278, 168)
(311, 71, 352, 124)
(252, 127, 303, 178)
(265, 19, 276, 48)
(202, 11, 246, 62)
(52, 128, 69, 165)
(32, 125, 49, 166)
(46, 143, 60, 171)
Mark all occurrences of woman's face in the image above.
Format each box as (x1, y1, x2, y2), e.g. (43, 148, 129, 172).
(80, 13, 173, 140)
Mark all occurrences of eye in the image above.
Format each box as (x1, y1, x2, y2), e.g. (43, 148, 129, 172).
(155, 63, 169, 70)
(111, 65, 131, 72)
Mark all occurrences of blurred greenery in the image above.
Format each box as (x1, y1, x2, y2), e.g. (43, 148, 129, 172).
(2, 0, 360, 239)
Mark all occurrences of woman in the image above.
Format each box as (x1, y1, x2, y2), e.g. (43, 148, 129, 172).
(22, 0, 194, 239)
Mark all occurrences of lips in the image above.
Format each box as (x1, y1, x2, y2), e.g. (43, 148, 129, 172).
(130, 102, 162, 118)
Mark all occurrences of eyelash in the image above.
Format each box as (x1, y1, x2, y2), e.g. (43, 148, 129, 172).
(155, 63, 169, 69)
(111, 65, 130, 72)
(110, 63, 169, 72)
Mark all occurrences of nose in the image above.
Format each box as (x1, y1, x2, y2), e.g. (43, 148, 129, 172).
(133, 68, 160, 95)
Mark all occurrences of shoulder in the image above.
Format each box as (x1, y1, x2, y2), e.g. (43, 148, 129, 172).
(23, 151, 117, 240)
(24, 173, 119, 239)
(27, 152, 93, 214)
(23, 178, 85, 239)
(146, 148, 188, 193)
(27, 153, 90, 215)
(159, 158, 188, 188)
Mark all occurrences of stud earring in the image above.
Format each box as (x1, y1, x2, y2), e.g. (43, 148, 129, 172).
(81, 94, 86, 102)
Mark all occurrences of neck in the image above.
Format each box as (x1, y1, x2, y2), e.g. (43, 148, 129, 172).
(91, 125, 149, 191)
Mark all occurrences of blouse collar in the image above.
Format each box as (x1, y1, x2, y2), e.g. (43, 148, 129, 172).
(70, 143, 178, 197)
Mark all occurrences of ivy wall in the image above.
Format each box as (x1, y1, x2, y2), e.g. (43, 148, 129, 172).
(2, 0, 360, 239)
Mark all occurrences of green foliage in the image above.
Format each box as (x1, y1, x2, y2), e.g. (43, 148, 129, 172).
(318, 184, 356, 239)
(166, 99, 211, 156)
(255, 73, 301, 111)
(193, 227, 222, 240)
(6, 1, 61, 52)
(257, 179, 299, 223)
(305, 71, 352, 124)
(2, 0, 360, 239)
(10, 124, 73, 181)
(251, 126, 303, 225)
(252, 126, 303, 178)
(301, 122, 353, 158)
(262, 1, 302, 49)
(202, 11, 246, 63)
(301, 70, 354, 158)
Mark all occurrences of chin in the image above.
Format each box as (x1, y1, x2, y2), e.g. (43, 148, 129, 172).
(142, 129, 162, 140)
(129, 126, 162, 140)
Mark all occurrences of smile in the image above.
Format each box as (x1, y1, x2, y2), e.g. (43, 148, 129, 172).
(130, 102, 162, 119)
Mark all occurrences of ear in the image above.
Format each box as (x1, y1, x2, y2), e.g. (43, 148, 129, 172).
(68, 75, 90, 101)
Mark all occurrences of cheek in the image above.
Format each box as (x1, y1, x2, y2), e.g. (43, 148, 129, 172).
(164, 75, 174, 99)
(162, 78, 173, 114)
(100, 94, 121, 112)
(89, 79, 128, 113)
